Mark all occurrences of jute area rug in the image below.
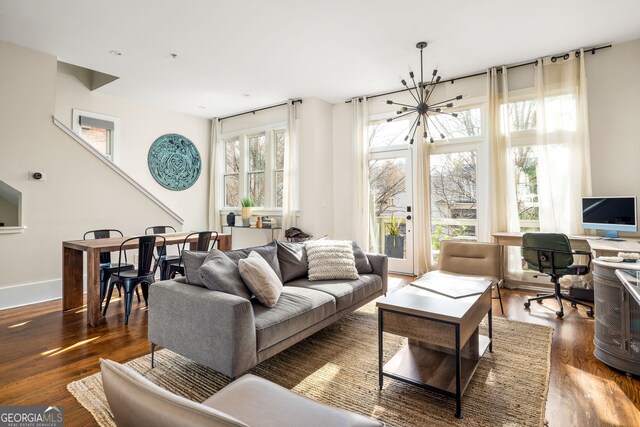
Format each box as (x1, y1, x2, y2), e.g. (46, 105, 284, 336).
(68, 302, 552, 427)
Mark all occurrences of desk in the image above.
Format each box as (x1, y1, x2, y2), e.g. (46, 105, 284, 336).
(62, 232, 231, 327)
(492, 232, 640, 288)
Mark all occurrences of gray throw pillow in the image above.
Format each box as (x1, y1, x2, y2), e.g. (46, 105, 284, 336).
(352, 241, 373, 274)
(197, 249, 252, 300)
(224, 241, 283, 281)
(182, 250, 209, 287)
(276, 240, 308, 283)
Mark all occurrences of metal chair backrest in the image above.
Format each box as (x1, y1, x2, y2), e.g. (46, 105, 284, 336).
(117, 235, 166, 277)
(84, 229, 124, 265)
(145, 226, 176, 257)
(522, 233, 574, 275)
(176, 231, 219, 269)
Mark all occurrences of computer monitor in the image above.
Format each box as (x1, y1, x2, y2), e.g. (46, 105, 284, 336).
(582, 196, 637, 239)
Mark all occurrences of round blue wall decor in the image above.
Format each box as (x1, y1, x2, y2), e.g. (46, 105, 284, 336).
(148, 134, 201, 191)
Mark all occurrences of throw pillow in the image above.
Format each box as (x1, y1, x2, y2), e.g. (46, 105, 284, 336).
(352, 241, 373, 274)
(238, 251, 283, 307)
(198, 249, 252, 300)
(182, 250, 209, 286)
(224, 241, 283, 282)
(276, 240, 308, 283)
(305, 240, 359, 281)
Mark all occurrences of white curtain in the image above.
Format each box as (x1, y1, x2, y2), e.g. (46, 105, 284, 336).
(535, 50, 592, 234)
(413, 125, 432, 275)
(207, 118, 222, 231)
(488, 67, 521, 278)
(282, 100, 299, 231)
(351, 97, 370, 249)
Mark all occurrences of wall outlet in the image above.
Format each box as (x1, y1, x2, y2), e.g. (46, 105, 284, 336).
(28, 171, 46, 181)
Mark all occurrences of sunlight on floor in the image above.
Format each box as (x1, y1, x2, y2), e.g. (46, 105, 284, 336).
(44, 337, 101, 357)
(292, 362, 341, 395)
(565, 364, 639, 426)
(40, 347, 61, 356)
(8, 320, 31, 328)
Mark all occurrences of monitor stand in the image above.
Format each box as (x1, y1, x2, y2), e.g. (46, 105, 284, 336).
(602, 230, 624, 241)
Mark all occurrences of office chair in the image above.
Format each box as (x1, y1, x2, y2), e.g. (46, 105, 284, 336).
(522, 233, 594, 318)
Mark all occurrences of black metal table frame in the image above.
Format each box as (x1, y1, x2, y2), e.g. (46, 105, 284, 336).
(378, 307, 493, 419)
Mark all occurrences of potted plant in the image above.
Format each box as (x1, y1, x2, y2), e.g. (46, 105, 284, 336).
(240, 197, 254, 226)
(384, 213, 405, 259)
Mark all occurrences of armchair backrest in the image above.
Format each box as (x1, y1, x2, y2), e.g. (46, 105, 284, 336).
(438, 240, 501, 279)
(100, 359, 247, 427)
(522, 233, 573, 273)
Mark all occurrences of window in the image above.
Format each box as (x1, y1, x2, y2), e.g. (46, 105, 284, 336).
(222, 126, 285, 209)
(430, 151, 478, 263)
(274, 130, 285, 207)
(429, 107, 482, 139)
(72, 110, 119, 161)
(368, 118, 413, 149)
(224, 138, 240, 207)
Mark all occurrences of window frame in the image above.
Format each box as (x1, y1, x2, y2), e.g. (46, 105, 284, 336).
(71, 109, 120, 163)
(220, 123, 285, 213)
(273, 129, 286, 208)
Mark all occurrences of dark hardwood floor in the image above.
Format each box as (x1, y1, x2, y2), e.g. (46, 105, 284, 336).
(1, 275, 639, 426)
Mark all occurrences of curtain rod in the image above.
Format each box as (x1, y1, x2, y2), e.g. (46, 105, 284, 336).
(345, 44, 612, 103)
(218, 99, 303, 122)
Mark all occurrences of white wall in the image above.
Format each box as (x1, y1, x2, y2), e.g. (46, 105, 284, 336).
(0, 41, 184, 308)
(587, 39, 640, 238)
(55, 62, 211, 231)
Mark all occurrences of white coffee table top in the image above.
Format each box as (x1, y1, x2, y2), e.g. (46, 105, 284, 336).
(376, 279, 492, 324)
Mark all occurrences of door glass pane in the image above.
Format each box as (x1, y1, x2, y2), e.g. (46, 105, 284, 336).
(512, 146, 540, 231)
(369, 157, 407, 259)
(430, 151, 477, 264)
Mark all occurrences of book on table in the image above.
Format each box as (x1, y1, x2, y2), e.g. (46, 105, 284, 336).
(410, 275, 491, 299)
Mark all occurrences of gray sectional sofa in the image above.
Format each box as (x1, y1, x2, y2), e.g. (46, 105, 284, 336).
(148, 241, 388, 378)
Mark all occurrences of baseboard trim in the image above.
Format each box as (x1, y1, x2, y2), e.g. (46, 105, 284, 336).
(0, 277, 87, 311)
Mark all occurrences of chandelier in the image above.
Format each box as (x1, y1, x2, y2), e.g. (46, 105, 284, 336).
(385, 42, 463, 144)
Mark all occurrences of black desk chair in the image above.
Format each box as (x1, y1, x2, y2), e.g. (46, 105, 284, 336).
(168, 231, 219, 279)
(145, 225, 179, 280)
(103, 235, 166, 325)
(522, 232, 594, 318)
(83, 229, 136, 307)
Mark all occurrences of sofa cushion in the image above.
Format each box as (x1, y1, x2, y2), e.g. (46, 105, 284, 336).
(239, 251, 283, 307)
(285, 274, 382, 312)
(305, 240, 359, 281)
(198, 249, 252, 300)
(352, 241, 373, 274)
(276, 240, 308, 283)
(225, 241, 283, 282)
(182, 250, 209, 287)
(253, 287, 336, 352)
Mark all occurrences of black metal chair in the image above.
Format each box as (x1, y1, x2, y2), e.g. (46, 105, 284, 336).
(522, 232, 594, 318)
(102, 235, 166, 325)
(168, 231, 219, 279)
(83, 229, 136, 307)
(145, 225, 180, 280)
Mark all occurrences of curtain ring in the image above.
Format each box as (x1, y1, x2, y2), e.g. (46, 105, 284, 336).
(534, 59, 539, 66)
(551, 56, 557, 63)
(563, 53, 570, 60)
(575, 51, 580, 58)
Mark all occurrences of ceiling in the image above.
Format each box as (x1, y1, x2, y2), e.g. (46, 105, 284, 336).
(1, 0, 639, 118)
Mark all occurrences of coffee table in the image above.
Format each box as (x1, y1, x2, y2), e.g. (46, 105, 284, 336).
(376, 278, 493, 419)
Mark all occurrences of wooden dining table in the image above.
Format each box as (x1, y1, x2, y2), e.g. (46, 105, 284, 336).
(62, 232, 231, 327)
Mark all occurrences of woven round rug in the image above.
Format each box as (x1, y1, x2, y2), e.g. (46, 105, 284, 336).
(68, 302, 552, 426)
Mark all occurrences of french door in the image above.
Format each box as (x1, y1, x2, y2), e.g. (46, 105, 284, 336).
(368, 149, 414, 274)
